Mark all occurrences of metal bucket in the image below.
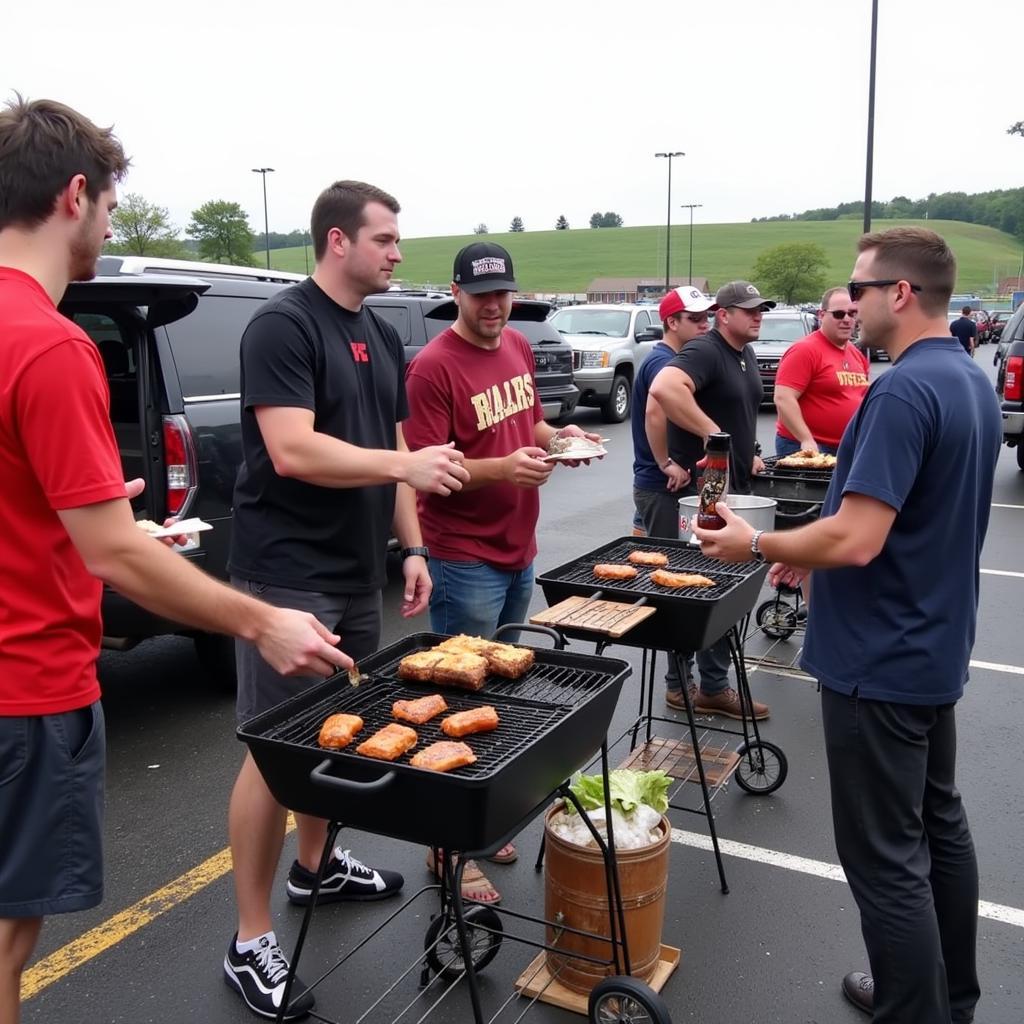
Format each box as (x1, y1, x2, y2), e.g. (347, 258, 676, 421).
(678, 494, 777, 543)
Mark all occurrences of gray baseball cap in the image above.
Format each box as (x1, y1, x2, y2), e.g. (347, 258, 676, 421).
(715, 280, 776, 310)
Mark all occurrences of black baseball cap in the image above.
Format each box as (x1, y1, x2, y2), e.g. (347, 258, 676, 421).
(715, 280, 776, 310)
(453, 242, 518, 293)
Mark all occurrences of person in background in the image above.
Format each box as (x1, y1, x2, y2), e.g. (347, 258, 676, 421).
(223, 180, 470, 1020)
(774, 286, 869, 456)
(0, 96, 350, 1024)
(630, 285, 717, 701)
(403, 241, 600, 903)
(949, 305, 978, 356)
(695, 227, 996, 1024)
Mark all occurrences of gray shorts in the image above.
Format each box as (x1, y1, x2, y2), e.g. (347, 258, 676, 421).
(0, 702, 105, 917)
(233, 579, 382, 725)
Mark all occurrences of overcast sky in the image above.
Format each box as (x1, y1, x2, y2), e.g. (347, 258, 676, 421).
(6, 0, 1022, 240)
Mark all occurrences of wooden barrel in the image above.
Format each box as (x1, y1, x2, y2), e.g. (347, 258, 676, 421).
(543, 802, 670, 994)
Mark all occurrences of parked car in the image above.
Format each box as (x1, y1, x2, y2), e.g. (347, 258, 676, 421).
(988, 311, 1012, 346)
(993, 302, 1024, 469)
(548, 304, 663, 422)
(751, 309, 817, 404)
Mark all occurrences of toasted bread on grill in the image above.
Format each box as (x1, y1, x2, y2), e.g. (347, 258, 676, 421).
(649, 568, 715, 589)
(441, 705, 500, 738)
(627, 550, 669, 567)
(410, 741, 477, 772)
(397, 650, 446, 682)
(435, 634, 497, 657)
(355, 723, 418, 761)
(433, 652, 489, 691)
(392, 693, 448, 725)
(317, 713, 364, 749)
(593, 563, 639, 580)
(485, 644, 534, 679)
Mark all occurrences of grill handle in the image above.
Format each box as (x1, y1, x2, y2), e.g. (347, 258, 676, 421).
(310, 759, 397, 795)
(775, 502, 823, 520)
(491, 622, 566, 650)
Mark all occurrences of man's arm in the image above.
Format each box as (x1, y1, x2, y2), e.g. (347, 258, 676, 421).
(773, 386, 818, 451)
(644, 396, 690, 490)
(649, 366, 719, 440)
(254, 406, 468, 495)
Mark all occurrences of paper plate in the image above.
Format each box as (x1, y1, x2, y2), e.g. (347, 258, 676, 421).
(542, 447, 608, 463)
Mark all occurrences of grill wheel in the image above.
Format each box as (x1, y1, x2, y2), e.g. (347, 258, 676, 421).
(755, 598, 799, 640)
(424, 904, 503, 981)
(734, 739, 788, 795)
(588, 975, 672, 1024)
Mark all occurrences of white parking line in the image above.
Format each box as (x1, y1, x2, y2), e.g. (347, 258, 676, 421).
(981, 568, 1024, 579)
(669, 828, 1024, 928)
(991, 503, 1024, 510)
(969, 659, 1024, 676)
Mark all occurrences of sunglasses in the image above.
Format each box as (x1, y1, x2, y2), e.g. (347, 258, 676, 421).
(826, 309, 858, 320)
(684, 311, 711, 323)
(847, 280, 923, 302)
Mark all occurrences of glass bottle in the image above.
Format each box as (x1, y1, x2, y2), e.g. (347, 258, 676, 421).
(697, 432, 731, 531)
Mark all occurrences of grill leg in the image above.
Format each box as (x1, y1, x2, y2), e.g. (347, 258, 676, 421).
(446, 851, 487, 1024)
(534, 830, 546, 872)
(727, 621, 762, 748)
(674, 653, 730, 895)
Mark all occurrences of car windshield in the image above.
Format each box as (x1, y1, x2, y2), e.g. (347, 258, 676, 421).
(550, 309, 631, 337)
(758, 318, 809, 343)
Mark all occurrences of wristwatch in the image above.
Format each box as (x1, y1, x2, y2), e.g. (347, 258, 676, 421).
(401, 546, 430, 561)
(750, 530, 766, 563)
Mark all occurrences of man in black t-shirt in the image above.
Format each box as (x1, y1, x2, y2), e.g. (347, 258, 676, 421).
(222, 180, 470, 1021)
(949, 306, 977, 356)
(648, 280, 771, 720)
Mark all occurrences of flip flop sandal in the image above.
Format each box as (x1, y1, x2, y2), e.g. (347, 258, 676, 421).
(486, 842, 519, 865)
(425, 850, 502, 905)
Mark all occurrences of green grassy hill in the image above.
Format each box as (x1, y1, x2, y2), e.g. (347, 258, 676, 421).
(258, 219, 1023, 295)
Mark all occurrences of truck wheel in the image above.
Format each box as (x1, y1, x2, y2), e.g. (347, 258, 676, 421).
(600, 374, 631, 423)
(1017, 444, 1024, 472)
(193, 633, 238, 692)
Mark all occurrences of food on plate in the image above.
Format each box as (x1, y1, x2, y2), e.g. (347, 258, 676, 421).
(355, 723, 418, 761)
(397, 650, 447, 682)
(593, 563, 639, 580)
(546, 434, 605, 457)
(433, 652, 489, 691)
(435, 634, 497, 657)
(393, 693, 449, 725)
(134, 519, 162, 535)
(486, 644, 534, 679)
(649, 569, 715, 589)
(410, 740, 477, 772)
(627, 550, 669, 567)
(317, 713, 364, 749)
(441, 705, 500, 738)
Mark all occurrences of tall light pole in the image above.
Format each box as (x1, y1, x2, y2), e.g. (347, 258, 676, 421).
(680, 203, 703, 286)
(655, 151, 684, 293)
(251, 167, 275, 269)
(863, 0, 878, 234)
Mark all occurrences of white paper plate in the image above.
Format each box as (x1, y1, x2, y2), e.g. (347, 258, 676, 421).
(542, 446, 608, 463)
(137, 517, 213, 538)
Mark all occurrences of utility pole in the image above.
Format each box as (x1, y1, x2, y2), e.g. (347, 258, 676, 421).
(655, 152, 685, 292)
(251, 167, 275, 269)
(863, 0, 878, 234)
(680, 203, 703, 285)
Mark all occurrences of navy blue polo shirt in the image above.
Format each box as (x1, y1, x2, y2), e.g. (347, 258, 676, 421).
(632, 342, 680, 490)
(801, 337, 1000, 704)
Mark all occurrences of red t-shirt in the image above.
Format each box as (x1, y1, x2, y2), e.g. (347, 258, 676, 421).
(404, 327, 543, 570)
(775, 330, 870, 447)
(0, 268, 126, 715)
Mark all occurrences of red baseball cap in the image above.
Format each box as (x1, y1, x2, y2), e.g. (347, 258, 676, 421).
(659, 285, 718, 321)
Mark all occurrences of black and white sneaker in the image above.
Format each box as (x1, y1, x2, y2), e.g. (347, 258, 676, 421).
(223, 932, 314, 1020)
(286, 847, 404, 905)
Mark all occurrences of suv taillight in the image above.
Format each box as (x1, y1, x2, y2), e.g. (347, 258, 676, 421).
(1005, 355, 1023, 401)
(162, 414, 198, 516)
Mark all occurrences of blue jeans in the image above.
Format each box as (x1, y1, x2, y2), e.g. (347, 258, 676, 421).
(776, 434, 838, 457)
(429, 559, 535, 642)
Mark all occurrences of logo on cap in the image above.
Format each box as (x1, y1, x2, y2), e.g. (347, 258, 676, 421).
(746, 285, 758, 295)
(471, 257, 506, 277)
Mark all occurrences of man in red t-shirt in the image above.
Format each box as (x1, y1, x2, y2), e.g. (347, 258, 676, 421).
(403, 242, 599, 900)
(775, 287, 870, 455)
(0, 97, 349, 1023)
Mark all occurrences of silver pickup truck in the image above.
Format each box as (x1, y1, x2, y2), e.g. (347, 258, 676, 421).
(548, 304, 661, 422)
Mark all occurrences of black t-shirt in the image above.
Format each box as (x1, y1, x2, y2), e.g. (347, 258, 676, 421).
(665, 328, 763, 493)
(228, 278, 409, 593)
(949, 316, 977, 353)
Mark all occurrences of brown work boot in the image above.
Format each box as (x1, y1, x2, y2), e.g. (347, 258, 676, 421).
(693, 686, 770, 720)
(665, 684, 698, 711)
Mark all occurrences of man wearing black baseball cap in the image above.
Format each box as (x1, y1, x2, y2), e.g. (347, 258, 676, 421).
(648, 280, 772, 720)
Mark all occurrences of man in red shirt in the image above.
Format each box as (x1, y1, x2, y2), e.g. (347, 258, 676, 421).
(0, 97, 349, 1023)
(403, 242, 599, 901)
(774, 287, 870, 455)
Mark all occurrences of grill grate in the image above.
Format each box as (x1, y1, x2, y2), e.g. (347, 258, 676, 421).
(760, 455, 835, 482)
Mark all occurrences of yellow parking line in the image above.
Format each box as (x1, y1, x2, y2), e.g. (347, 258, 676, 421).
(21, 817, 296, 1001)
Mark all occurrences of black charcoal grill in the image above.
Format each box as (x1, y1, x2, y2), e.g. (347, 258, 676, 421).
(750, 456, 836, 529)
(239, 632, 628, 851)
(537, 536, 767, 651)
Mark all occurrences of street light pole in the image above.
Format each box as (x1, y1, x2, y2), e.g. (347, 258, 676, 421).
(863, 0, 878, 234)
(680, 203, 702, 285)
(251, 167, 275, 269)
(655, 151, 684, 293)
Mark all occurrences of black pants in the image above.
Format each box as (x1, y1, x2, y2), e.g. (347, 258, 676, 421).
(821, 687, 980, 1024)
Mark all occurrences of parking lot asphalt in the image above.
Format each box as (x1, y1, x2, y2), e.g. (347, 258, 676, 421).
(22, 351, 1024, 1024)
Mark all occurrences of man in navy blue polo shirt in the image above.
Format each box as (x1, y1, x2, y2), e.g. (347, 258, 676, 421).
(694, 227, 1000, 1024)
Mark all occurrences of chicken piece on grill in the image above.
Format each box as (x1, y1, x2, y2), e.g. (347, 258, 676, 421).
(317, 713, 364, 749)
(441, 705, 500, 738)
(432, 652, 489, 691)
(593, 563, 639, 580)
(435, 634, 497, 657)
(627, 550, 669, 567)
(410, 741, 477, 772)
(355, 723, 418, 761)
(485, 644, 534, 679)
(397, 650, 446, 682)
(649, 569, 715, 589)
(392, 693, 448, 725)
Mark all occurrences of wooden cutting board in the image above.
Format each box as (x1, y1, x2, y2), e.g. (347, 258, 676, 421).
(531, 596, 657, 638)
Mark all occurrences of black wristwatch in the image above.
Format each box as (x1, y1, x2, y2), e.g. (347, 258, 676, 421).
(401, 546, 430, 561)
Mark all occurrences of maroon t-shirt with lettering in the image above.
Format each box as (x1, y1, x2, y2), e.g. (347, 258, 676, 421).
(404, 326, 543, 570)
